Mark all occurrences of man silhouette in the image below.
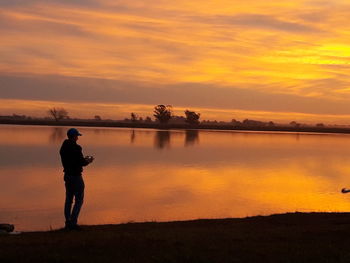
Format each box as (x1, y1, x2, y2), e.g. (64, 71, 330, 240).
(60, 128, 94, 230)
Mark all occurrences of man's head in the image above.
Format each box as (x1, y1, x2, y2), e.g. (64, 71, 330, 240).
(67, 128, 82, 141)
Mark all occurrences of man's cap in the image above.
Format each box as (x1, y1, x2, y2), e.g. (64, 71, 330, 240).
(67, 128, 82, 137)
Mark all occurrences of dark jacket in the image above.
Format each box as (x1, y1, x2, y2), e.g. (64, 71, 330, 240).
(60, 139, 89, 176)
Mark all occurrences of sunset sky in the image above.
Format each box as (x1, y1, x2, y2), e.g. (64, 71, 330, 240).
(1, 0, 350, 123)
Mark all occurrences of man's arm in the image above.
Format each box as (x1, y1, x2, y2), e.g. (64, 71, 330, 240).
(77, 145, 91, 166)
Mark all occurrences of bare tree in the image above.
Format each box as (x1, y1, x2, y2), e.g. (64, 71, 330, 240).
(94, 115, 102, 121)
(130, 112, 138, 122)
(153, 105, 172, 124)
(48, 108, 69, 121)
(184, 110, 200, 125)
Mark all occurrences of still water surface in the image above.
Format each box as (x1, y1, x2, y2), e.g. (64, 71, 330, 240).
(1, 125, 350, 231)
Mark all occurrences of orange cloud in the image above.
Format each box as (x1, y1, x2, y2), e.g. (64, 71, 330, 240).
(1, 0, 350, 121)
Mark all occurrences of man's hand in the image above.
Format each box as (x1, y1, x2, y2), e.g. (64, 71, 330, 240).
(85, 156, 94, 164)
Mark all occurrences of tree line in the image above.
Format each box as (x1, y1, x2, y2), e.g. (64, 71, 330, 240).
(45, 105, 326, 128)
(151, 105, 200, 125)
(48, 105, 201, 125)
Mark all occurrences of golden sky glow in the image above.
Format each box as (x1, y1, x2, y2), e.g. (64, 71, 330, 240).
(1, 0, 350, 122)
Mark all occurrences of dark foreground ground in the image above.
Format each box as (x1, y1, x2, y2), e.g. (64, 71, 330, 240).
(2, 212, 350, 263)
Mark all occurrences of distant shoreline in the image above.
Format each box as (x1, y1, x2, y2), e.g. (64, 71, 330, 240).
(1, 119, 350, 135)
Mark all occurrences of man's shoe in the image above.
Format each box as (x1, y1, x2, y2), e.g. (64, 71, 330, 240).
(64, 221, 73, 230)
(64, 225, 73, 231)
(70, 224, 83, 231)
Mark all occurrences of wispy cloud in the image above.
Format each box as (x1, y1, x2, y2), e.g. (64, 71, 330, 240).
(1, 74, 350, 115)
(197, 14, 323, 33)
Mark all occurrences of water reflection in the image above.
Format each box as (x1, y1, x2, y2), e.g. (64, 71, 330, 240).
(94, 129, 101, 135)
(185, 130, 199, 147)
(2, 125, 350, 231)
(130, 130, 136, 144)
(154, 130, 170, 149)
(49, 127, 65, 143)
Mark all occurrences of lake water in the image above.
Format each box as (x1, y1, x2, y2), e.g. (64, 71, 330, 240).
(1, 125, 350, 231)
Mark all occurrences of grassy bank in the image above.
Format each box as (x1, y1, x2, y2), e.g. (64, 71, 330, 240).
(2, 213, 350, 262)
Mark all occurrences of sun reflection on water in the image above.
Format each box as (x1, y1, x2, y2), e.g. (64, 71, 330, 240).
(1, 125, 350, 231)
